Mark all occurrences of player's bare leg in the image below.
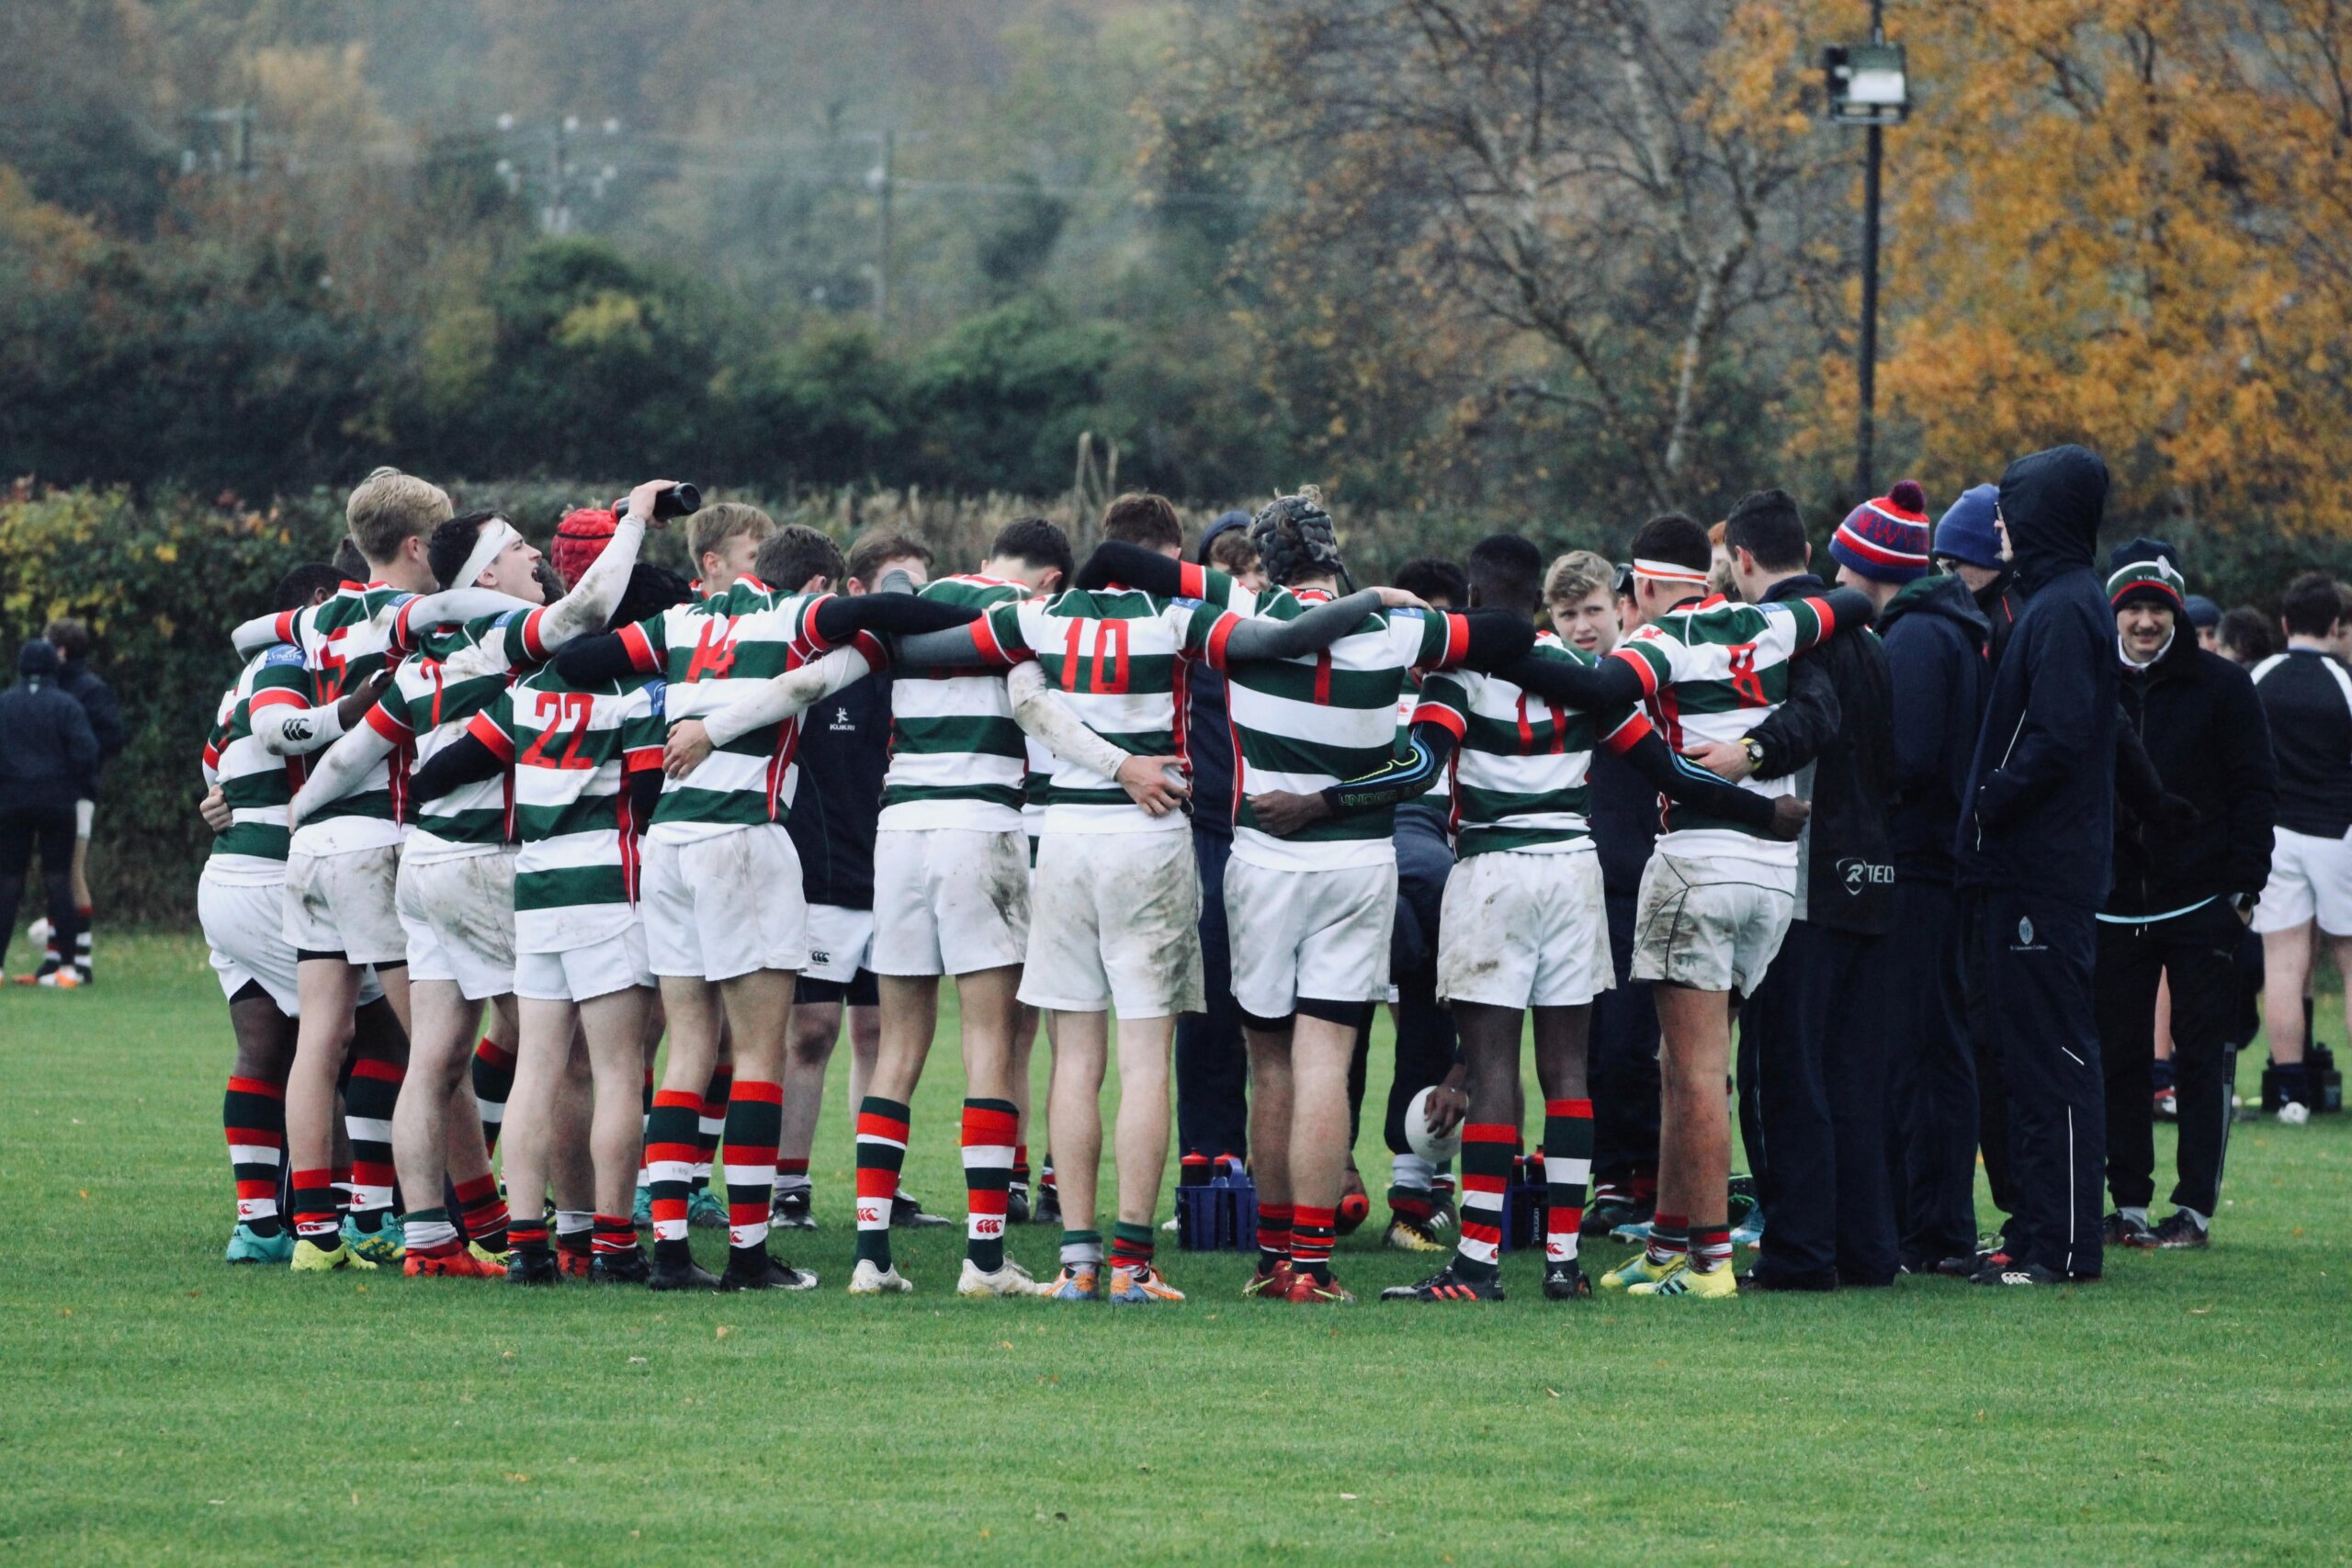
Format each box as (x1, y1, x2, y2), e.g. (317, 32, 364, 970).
(852, 974, 940, 1288)
(580, 987, 654, 1259)
(1106, 1012, 1178, 1296)
(1283, 1012, 1359, 1296)
(1637, 983, 1733, 1290)
(1243, 1023, 1297, 1294)
(222, 987, 298, 1261)
(550, 1036, 598, 1276)
(283, 958, 366, 1266)
(1010, 1004, 1042, 1221)
(390, 977, 499, 1272)
(1043, 1010, 1107, 1293)
(502, 996, 577, 1279)
(643, 976, 724, 1280)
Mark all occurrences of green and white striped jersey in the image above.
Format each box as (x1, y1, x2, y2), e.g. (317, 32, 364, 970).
(978, 580, 1247, 834)
(1608, 592, 1841, 867)
(615, 577, 880, 843)
(250, 581, 424, 855)
(1414, 632, 1649, 857)
(879, 575, 1034, 833)
(200, 650, 306, 883)
(468, 665, 666, 953)
(365, 608, 554, 859)
(1225, 584, 1472, 872)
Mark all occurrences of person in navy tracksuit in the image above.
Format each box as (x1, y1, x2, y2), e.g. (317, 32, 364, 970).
(1954, 445, 2119, 1285)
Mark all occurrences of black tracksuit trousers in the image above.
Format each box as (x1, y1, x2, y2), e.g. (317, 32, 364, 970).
(1737, 919, 1899, 1287)
(1175, 825, 1249, 1161)
(1885, 878, 1981, 1264)
(1962, 888, 2106, 1279)
(2098, 900, 2242, 1219)
(1592, 891, 1662, 1187)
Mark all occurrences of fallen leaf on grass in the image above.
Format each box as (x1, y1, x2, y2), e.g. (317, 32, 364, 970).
(1340, 1494, 1359, 1501)
(628, 1356, 648, 1365)
(1545, 1388, 1560, 1399)
(2190, 1307, 2212, 1315)
(715, 1325, 732, 1339)
(505, 1473, 530, 1483)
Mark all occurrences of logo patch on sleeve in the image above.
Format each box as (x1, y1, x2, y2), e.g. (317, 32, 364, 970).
(263, 644, 305, 668)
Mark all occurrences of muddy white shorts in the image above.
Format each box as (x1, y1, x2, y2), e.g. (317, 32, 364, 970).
(804, 903, 876, 986)
(2250, 826, 2352, 936)
(514, 919, 653, 1003)
(1629, 851, 1794, 996)
(1438, 848, 1612, 1010)
(282, 843, 405, 965)
(1224, 853, 1396, 1020)
(871, 828, 1030, 978)
(396, 849, 517, 1001)
(202, 869, 382, 1016)
(1019, 829, 1204, 1018)
(641, 825, 810, 981)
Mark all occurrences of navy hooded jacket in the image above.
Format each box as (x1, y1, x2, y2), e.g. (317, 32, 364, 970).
(1880, 572, 1989, 883)
(1182, 509, 1254, 838)
(0, 640, 100, 818)
(1953, 445, 2119, 908)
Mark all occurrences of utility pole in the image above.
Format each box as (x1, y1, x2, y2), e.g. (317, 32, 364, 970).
(548, 115, 575, 235)
(875, 129, 896, 329)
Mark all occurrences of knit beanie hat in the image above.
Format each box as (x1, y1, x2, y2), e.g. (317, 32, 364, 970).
(1830, 479, 1931, 584)
(2107, 555, 2186, 613)
(551, 507, 618, 590)
(2185, 593, 2222, 630)
(1933, 483, 2002, 570)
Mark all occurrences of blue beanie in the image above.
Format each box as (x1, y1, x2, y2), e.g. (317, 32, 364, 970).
(2185, 593, 2222, 630)
(1933, 484, 2001, 570)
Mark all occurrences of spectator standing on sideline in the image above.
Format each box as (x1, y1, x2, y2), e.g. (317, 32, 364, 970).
(2186, 595, 2222, 655)
(2217, 608, 2275, 667)
(1932, 483, 2022, 670)
(2095, 543, 2276, 1249)
(1713, 487, 1903, 1291)
(1549, 552, 1659, 1234)
(1955, 444, 2119, 1287)
(0, 639, 97, 987)
(1173, 510, 1257, 1169)
(2246, 572, 2352, 1125)
(37, 618, 121, 985)
(1877, 542, 1993, 1275)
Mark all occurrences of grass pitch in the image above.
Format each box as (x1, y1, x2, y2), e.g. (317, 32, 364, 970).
(3, 933, 2348, 1565)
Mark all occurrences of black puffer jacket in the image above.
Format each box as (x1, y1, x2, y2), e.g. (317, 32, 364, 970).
(0, 640, 99, 817)
(1880, 573, 1989, 883)
(1757, 572, 1895, 935)
(1955, 445, 2120, 908)
(2109, 629, 2278, 918)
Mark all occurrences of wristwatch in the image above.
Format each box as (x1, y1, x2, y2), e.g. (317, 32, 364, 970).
(1739, 736, 1767, 771)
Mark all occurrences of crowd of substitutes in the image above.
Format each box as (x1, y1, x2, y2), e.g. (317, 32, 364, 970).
(130, 440, 2335, 1301)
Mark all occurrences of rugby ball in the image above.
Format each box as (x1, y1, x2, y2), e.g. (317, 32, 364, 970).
(1405, 1085, 1463, 1166)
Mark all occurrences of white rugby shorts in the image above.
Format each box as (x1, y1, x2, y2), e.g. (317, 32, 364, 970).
(1019, 829, 1204, 1019)
(282, 843, 405, 965)
(804, 903, 876, 987)
(1628, 851, 1795, 996)
(514, 918, 653, 1003)
(870, 828, 1030, 978)
(2250, 826, 2352, 936)
(1224, 853, 1396, 1020)
(1438, 848, 1613, 1010)
(395, 848, 517, 1001)
(202, 867, 382, 1016)
(641, 824, 810, 981)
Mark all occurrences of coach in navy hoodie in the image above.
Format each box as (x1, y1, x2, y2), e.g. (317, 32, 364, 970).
(1954, 444, 2118, 1284)
(1878, 567, 1991, 1271)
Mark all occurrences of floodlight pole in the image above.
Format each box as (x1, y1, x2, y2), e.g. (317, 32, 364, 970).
(1855, 0, 1886, 499)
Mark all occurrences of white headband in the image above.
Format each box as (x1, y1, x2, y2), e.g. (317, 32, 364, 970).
(456, 517, 522, 590)
(1633, 558, 1711, 585)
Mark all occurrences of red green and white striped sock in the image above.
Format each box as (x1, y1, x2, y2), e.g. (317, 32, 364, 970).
(454, 1172, 509, 1253)
(1646, 1212, 1690, 1269)
(695, 1064, 733, 1200)
(775, 1156, 810, 1199)
(1543, 1099, 1592, 1266)
(1111, 1220, 1154, 1276)
(223, 1075, 286, 1236)
(854, 1098, 910, 1269)
(509, 1209, 550, 1255)
(403, 1206, 461, 1259)
(1012, 1142, 1031, 1192)
(470, 1037, 515, 1154)
(962, 1098, 1017, 1272)
(1690, 1221, 1732, 1273)
(1291, 1204, 1337, 1282)
(593, 1213, 638, 1258)
(1453, 1122, 1515, 1283)
(644, 1089, 701, 1243)
(724, 1078, 782, 1255)
(289, 1167, 339, 1249)
(344, 1056, 404, 1231)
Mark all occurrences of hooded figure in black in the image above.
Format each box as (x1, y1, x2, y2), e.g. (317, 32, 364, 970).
(0, 638, 97, 977)
(1953, 444, 2117, 1284)
(1877, 569, 1992, 1271)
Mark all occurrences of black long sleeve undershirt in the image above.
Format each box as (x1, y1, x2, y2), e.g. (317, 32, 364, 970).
(554, 594, 979, 687)
(409, 731, 503, 802)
